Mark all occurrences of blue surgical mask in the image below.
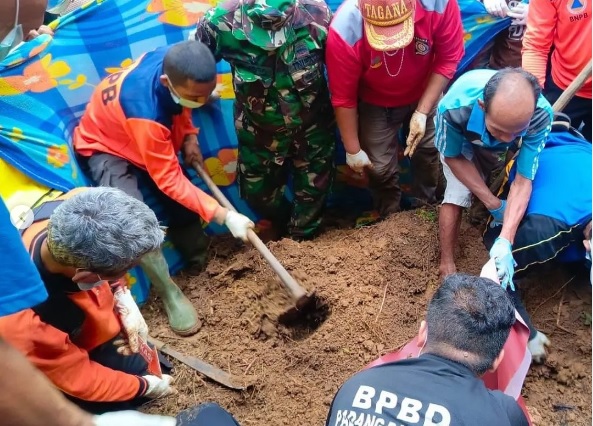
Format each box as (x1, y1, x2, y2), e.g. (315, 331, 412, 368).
(0, 0, 23, 62)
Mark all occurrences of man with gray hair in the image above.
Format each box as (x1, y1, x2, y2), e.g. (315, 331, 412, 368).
(0, 187, 175, 413)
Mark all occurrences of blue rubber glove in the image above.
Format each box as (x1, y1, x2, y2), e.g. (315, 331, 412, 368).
(488, 199, 506, 225)
(489, 237, 517, 291)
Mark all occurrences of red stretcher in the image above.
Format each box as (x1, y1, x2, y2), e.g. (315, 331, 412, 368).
(364, 261, 533, 424)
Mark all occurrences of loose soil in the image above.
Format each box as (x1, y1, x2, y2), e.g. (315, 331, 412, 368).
(143, 210, 592, 425)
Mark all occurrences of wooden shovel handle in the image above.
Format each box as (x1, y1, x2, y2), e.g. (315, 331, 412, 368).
(552, 59, 592, 113)
(192, 162, 307, 301)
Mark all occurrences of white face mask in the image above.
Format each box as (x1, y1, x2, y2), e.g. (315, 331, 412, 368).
(165, 75, 206, 109)
(76, 280, 103, 291)
(169, 90, 205, 109)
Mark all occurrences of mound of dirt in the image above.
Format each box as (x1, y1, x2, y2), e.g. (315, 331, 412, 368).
(142, 210, 592, 425)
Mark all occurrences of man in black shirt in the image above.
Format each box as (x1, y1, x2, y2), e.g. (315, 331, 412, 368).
(325, 273, 529, 426)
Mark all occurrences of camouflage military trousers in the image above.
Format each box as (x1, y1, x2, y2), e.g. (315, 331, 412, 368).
(235, 110, 336, 240)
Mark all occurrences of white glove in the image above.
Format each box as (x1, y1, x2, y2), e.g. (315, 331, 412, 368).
(346, 149, 373, 174)
(224, 211, 254, 242)
(142, 374, 177, 399)
(404, 111, 427, 157)
(93, 411, 177, 426)
(113, 286, 149, 354)
(483, 0, 510, 17)
(527, 331, 551, 364)
(507, 2, 529, 26)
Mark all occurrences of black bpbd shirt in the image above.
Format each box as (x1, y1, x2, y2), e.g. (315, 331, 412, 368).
(325, 354, 528, 426)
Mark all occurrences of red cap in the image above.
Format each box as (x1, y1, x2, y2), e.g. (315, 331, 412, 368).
(358, 0, 415, 51)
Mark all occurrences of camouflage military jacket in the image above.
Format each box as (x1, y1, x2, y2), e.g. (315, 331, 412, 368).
(195, 0, 332, 131)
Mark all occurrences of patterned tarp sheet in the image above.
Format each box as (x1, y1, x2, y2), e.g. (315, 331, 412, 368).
(0, 0, 510, 304)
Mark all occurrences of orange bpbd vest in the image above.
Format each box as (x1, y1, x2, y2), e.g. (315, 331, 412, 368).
(22, 187, 121, 351)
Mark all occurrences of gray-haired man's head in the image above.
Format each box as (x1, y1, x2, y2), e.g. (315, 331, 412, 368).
(47, 187, 164, 276)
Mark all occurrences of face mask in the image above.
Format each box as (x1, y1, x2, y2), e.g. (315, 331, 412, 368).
(166, 75, 206, 109)
(0, 0, 23, 62)
(169, 90, 205, 109)
(76, 280, 103, 291)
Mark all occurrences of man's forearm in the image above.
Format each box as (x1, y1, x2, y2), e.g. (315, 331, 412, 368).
(499, 175, 532, 244)
(445, 156, 500, 209)
(335, 107, 360, 154)
(416, 73, 449, 115)
(0, 339, 94, 426)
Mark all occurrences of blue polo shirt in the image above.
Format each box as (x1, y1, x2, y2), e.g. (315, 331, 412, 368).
(0, 199, 48, 316)
(510, 131, 592, 263)
(435, 69, 553, 180)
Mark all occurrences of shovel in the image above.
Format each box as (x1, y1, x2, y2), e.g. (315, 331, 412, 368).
(148, 336, 251, 391)
(192, 161, 317, 323)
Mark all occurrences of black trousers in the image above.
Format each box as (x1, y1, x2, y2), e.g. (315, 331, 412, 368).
(65, 336, 149, 414)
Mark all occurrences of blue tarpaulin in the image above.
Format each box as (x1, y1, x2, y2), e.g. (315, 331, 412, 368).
(0, 0, 510, 303)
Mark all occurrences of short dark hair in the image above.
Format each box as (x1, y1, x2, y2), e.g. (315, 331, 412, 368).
(163, 40, 216, 86)
(483, 67, 542, 113)
(425, 274, 515, 375)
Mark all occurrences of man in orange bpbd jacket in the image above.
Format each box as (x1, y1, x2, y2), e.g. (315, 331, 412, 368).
(73, 40, 254, 336)
(0, 187, 176, 414)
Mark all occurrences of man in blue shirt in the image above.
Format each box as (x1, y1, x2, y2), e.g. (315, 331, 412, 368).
(435, 68, 553, 289)
(0, 199, 47, 316)
(484, 122, 592, 363)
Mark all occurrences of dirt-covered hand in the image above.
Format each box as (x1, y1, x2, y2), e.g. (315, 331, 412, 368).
(113, 286, 148, 354)
(142, 374, 177, 399)
(404, 111, 427, 157)
(346, 149, 373, 174)
(224, 211, 254, 242)
(527, 331, 551, 364)
(183, 135, 204, 167)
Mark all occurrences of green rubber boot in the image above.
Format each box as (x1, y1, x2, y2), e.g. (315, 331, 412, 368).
(140, 250, 201, 336)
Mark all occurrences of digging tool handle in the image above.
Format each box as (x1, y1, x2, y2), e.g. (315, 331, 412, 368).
(551, 59, 592, 113)
(192, 162, 308, 302)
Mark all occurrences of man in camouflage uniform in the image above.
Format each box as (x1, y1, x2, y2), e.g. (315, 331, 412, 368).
(195, 0, 335, 241)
